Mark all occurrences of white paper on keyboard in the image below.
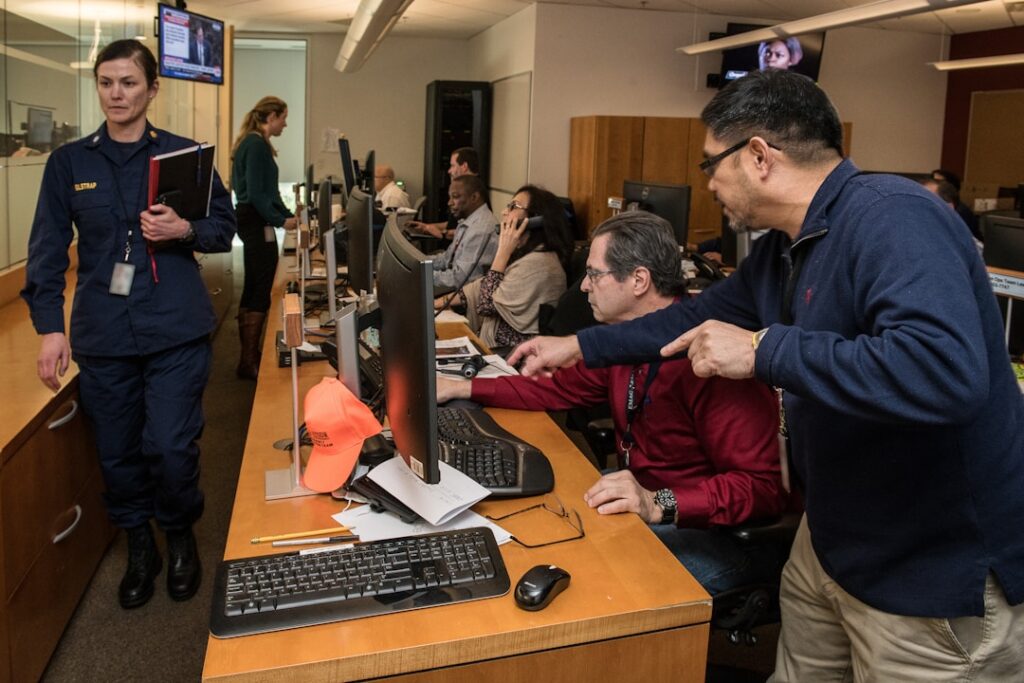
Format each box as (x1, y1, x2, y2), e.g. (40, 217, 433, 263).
(332, 505, 511, 545)
(366, 456, 489, 525)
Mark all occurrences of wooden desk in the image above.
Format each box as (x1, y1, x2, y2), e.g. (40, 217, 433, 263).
(202, 267, 712, 682)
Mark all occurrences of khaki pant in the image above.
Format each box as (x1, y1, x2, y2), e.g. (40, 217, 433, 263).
(770, 515, 1024, 682)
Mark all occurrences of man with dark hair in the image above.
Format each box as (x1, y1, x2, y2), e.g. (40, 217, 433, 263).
(511, 69, 1024, 679)
(438, 212, 786, 594)
(433, 174, 497, 293)
(408, 147, 481, 240)
(450, 146, 480, 177)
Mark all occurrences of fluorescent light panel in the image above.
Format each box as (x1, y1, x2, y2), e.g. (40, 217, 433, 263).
(334, 0, 415, 73)
(678, 0, 987, 55)
(931, 52, 1024, 70)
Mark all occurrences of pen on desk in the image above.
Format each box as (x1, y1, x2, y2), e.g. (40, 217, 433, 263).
(271, 534, 359, 548)
(250, 526, 353, 544)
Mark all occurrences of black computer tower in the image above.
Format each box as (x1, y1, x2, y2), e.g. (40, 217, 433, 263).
(422, 81, 491, 222)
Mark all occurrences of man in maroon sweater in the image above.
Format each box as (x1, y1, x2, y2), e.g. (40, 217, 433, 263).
(438, 212, 787, 594)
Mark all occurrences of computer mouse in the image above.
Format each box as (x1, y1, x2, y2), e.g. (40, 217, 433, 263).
(514, 564, 571, 611)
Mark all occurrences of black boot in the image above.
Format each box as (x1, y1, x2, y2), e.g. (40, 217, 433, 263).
(119, 523, 162, 609)
(166, 527, 201, 601)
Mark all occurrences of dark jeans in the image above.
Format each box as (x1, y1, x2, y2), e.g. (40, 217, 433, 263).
(76, 338, 212, 530)
(652, 524, 786, 596)
(236, 203, 279, 312)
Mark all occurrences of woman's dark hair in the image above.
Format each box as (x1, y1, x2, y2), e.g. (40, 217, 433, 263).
(511, 185, 574, 267)
(94, 39, 158, 87)
(702, 68, 843, 164)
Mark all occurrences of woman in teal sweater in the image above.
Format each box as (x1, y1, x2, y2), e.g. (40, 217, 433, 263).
(230, 96, 296, 378)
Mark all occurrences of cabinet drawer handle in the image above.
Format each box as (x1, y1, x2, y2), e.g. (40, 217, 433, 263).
(210, 287, 223, 296)
(52, 505, 83, 544)
(48, 399, 78, 430)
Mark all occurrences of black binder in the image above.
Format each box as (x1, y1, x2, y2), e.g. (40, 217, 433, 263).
(147, 143, 215, 220)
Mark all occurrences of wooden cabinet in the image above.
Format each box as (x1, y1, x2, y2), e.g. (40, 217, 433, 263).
(0, 383, 115, 683)
(569, 115, 853, 246)
(569, 115, 714, 242)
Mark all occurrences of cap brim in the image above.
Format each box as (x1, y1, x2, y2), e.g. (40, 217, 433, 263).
(303, 443, 362, 493)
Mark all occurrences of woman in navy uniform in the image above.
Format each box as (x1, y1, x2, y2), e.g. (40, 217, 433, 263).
(21, 40, 236, 609)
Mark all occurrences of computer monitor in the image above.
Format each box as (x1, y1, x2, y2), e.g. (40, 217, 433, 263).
(362, 149, 375, 194)
(622, 181, 691, 246)
(377, 217, 440, 484)
(346, 187, 376, 295)
(318, 178, 333, 232)
(983, 213, 1024, 271)
(304, 164, 315, 209)
(26, 107, 53, 149)
(338, 137, 356, 197)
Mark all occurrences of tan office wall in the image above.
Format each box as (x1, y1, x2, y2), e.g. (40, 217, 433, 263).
(305, 33, 471, 201)
(523, 4, 948, 196)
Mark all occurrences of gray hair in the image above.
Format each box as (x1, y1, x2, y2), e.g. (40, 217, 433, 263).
(591, 211, 684, 297)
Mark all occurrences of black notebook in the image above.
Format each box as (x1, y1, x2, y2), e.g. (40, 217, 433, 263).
(147, 143, 215, 220)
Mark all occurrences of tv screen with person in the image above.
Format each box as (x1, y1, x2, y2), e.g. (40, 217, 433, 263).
(719, 24, 826, 85)
(158, 4, 225, 85)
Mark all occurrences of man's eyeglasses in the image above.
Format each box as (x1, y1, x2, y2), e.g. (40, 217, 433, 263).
(486, 495, 585, 549)
(584, 266, 616, 284)
(698, 138, 782, 177)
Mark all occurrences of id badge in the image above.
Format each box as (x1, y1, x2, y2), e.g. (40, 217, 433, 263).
(264, 225, 276, 242)
(109, 262, 135, 296)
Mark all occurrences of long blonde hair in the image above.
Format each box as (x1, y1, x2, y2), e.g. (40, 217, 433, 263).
(231, 96, 287, 158)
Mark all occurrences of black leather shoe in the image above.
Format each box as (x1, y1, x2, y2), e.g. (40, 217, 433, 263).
(166, 527, 201, 601)
(119, 523, 162, 609)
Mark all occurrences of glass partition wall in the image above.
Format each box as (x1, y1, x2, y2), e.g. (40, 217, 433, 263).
(0, 0, 220, 270)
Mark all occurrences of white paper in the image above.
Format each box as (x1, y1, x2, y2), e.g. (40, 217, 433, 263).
(435, 354, 518, 381)
(435, 336, 479, 359)
(332, 505, 511, 545)
(320, 127, 340, 153)
(366, 456, 489, 525)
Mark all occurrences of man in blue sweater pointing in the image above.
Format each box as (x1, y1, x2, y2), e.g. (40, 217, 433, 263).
(510, 69, 1024, 679)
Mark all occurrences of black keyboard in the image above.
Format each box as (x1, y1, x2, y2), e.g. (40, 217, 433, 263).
(358, 337, 384, 392)
(210, 527, 509, 639)
(437, 407, 554, 497)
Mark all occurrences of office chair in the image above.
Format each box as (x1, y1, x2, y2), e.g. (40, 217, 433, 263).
(412, 195, 427, 220)
(585, 419, 799, 645)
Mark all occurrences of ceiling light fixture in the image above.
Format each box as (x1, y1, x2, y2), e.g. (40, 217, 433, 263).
(334, 0, 415, 73)
(930, 52, 1024, 70)
(677, 0, 987, 55)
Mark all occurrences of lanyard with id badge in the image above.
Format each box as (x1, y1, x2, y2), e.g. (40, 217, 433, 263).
(105, 152, 148, 296)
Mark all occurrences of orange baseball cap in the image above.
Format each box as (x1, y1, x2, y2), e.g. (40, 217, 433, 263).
(302, 377, 382, 493)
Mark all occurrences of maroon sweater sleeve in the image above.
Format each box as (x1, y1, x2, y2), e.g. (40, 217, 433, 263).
(470, 361, 610, 411)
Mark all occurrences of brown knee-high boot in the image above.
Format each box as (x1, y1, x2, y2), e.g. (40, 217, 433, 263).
(236, 308, 266, 379)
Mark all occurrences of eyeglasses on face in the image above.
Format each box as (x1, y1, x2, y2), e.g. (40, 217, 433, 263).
(506, 200, 528, 212)
(584, 266, 616, 284)
(486, 494, 586, 549)
(698, 137, 782, 177)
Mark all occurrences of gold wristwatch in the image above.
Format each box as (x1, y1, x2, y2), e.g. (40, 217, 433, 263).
(752, 327, 769, 351)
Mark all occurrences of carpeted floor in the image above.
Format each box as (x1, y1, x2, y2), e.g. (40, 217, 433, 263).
(42, 262, 254, 683)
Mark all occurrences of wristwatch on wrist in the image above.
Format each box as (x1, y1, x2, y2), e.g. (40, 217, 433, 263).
(751, 327, 769, 351)
(180, 223, 197, 244)
(653, 488, 677, 525)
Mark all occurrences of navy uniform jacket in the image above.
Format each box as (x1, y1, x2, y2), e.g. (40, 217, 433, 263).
(22, 122, 236, 357)
(578, 159, 1024, 619)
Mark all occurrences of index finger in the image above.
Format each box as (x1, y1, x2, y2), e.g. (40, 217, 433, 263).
(660, 326, 699, 358)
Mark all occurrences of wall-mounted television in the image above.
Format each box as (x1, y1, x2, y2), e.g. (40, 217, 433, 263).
(719, 23, 826, 86)
(157, 4, 224, 85)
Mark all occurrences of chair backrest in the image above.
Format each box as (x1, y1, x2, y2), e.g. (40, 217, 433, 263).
(412, 195, 427, 220)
